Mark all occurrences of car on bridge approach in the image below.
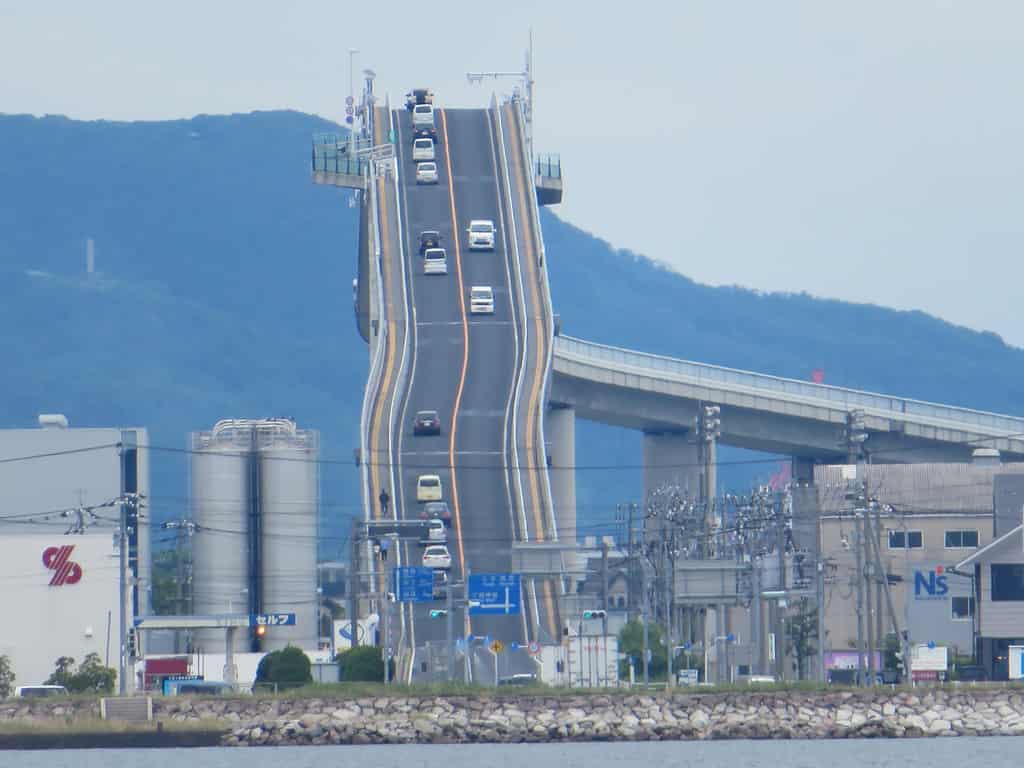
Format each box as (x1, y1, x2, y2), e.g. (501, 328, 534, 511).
(412, 137, 435, 162)
(416, 161, 439, 185)
(413, 410, 442, 435)
(470, 286, 494, 314)
(405, 88, 434, 110)
(416, 474, 443, 503)
(423, 248, 447, 274)
(467, 220, 496, 251)
(420, 500, 452, 526)
(419, 230, 442, 254)
(422, 544, 452, 570)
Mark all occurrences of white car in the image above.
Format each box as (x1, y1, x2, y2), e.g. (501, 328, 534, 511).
(416, 161, 439, 185)
(422, 544, 452, 570)
(412, 138, 435, 162)
(469, 286, 494, 314)
(412, 103, 435, 130)
(416, 473, 443, 502)
(424, 518, 446, 544)
(467, 220, 496, 251)
(423, 247, 447, 275)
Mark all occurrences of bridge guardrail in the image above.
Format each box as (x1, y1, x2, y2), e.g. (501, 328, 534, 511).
(554, 335, 1024, 436)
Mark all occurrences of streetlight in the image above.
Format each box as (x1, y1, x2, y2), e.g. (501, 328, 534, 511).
(347, 48, 359, 153)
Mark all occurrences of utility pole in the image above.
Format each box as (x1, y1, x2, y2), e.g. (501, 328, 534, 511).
(446, 581, 455, 681)
(853, 502, 865, 687)
(863, 480, 876, 687)
(601, 539, 609, 686)
(348, 518, 359, 650)
(816, 555, 827, 682)
(845, 409, 868, 687)
(640, 522, 649, 687)
(664, 536, 674, 687)
(626, 503, 637, 620)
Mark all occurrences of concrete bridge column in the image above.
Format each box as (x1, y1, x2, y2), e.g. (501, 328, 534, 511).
(545, 404, 576, 545)
(642, 430, 700, 509)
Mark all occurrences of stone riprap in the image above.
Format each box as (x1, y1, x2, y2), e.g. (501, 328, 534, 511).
(4, 689, 1024, 745)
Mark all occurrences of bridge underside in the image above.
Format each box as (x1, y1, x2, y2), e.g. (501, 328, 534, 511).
(550, 370, 1023, 464)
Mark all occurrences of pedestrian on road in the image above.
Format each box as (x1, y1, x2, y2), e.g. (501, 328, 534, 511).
(379, 488, 390, 515)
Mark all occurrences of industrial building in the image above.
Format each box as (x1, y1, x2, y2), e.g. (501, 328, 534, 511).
(0, 415, 149, 687)
(189, 418, 319, 654)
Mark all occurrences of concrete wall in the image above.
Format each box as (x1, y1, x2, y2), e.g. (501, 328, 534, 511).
(545, 405, 576, 544)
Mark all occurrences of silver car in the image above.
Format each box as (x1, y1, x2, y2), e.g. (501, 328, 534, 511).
(416, 161, 439, 185)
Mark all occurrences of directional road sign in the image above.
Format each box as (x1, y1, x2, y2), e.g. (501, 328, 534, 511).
(468, 573, 521, 616)
(392, 566, 434, 603)
(251, 613, 296, 627)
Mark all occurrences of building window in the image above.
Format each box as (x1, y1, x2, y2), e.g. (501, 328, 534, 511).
(991, 564, 1024, 601)
(888, 530, 923, 549)
(945, 530, 979, 549)
(951, 596, 975, 620)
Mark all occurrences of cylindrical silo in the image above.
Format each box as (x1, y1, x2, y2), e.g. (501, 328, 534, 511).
(258, 423, 319, 651)
(190, 422, 253, 653)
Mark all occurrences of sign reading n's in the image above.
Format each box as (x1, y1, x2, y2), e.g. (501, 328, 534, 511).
(913, 566, 948, 599)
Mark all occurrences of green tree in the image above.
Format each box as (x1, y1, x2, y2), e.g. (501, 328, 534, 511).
(255, 645, 313, 689)
(44, 654, 116, 693)
(0, 654, 15, 698)
(335, 646, 392, 682)
(616, 619, 672, 680)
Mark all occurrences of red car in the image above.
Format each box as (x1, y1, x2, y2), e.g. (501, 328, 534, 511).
(420, 501, 452, 526)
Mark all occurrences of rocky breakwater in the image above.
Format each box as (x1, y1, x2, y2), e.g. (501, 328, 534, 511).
(225, 688, 1024, 746)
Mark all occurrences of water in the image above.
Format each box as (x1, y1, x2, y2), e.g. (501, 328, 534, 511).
(4, 738, 1023, 768)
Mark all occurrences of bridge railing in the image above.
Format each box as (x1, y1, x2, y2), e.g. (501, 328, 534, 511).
(554, 335, 1024, 435)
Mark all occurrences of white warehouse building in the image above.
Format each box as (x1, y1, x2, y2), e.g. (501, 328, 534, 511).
(0, 415, 150, 688)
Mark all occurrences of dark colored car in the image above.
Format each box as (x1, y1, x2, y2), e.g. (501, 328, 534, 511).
(431, 569, 448, 600)
(413, 410, 441, 435)
(420, 500, 452, 526)
(412, 125, 438, 142)
(419, 230, 442, 254)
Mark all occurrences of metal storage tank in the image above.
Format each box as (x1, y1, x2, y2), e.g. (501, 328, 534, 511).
(258, 421, 319, 651)
(190, 421, 253, 653)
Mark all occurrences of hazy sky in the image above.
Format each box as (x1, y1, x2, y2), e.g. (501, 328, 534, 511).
(3, 1, 1022, 345)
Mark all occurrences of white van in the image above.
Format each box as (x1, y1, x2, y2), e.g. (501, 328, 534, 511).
(469, 286, 494, 315)
(416, 474, 443, 502)
(423, 247, 448, 275)
(412, 103, 435, 130)
(15, 685, 69, 698)
(412, 138, 435, 162)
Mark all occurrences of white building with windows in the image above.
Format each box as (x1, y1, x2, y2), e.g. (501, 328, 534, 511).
(956, 524, 1024, 680)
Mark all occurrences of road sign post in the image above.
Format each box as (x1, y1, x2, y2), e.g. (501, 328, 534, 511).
(392, 566, 434, 603)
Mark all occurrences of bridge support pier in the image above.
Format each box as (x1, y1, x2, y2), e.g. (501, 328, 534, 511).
(545, 404, 576, 547)
(642, 430, 700, 507)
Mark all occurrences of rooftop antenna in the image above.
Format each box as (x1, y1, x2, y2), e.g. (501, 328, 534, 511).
(467, 29, 535, 160)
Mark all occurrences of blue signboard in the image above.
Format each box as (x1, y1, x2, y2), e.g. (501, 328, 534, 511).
(251, 613, 296, 627)
(468, 573, 521, 615)
(392, 566, 434, 603)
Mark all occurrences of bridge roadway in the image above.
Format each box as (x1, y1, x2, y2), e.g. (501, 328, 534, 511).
(378, 103, 557, 682)
(552, 335, 1024, 462)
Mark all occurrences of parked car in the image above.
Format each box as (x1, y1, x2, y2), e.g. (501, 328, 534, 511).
(469, 285, 494, 314)
(467, 219, 496, 251)
(416, 474, 443, 502)
(412, 138, 435, 162)
(422, 544, 452, 570)
(420, 500, 452, 526)
(413, 409, 442, 435)
(14, 685, 68, 698)
(416, 161, 439, 185)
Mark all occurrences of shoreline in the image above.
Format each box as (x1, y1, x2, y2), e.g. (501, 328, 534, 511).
(3, 686, 1024, 748)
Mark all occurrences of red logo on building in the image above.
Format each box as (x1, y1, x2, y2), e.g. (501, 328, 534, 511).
(42, 545, 83, 586)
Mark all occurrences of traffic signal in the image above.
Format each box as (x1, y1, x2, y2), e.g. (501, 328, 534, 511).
(582, 610, 607, 620)
(429, 610, 447, 619)
(250, 622, 267, 652)
(254, 624, 267, 639)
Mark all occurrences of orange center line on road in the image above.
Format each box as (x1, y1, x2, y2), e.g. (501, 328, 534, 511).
(441, 109, 469, 582)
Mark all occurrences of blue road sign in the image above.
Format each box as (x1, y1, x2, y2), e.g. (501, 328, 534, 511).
(251, 613, 296, 627)
(392, 566, 434, 603)
(468, 573, 522, 616)
(510, 642, 520, 652)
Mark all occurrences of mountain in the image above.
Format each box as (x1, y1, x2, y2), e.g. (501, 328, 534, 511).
(2, 110, 1022, 548)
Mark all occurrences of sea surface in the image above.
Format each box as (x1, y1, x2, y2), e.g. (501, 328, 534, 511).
(4, 737, 1023, 768)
